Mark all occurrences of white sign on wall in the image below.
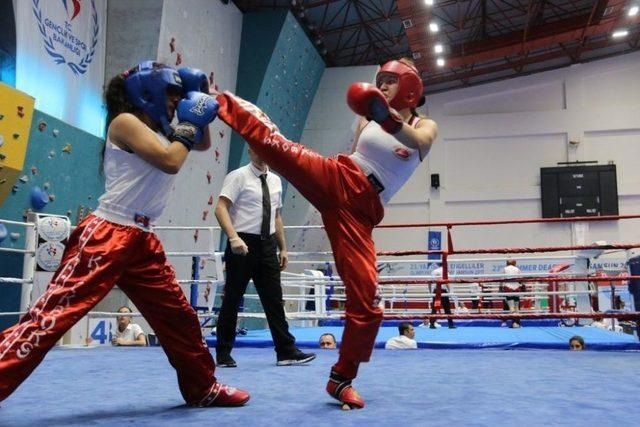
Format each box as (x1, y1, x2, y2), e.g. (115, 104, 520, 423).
(16, 0, 107, 136)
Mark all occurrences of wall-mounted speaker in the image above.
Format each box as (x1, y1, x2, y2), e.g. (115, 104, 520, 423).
(431, 173, 440, 189)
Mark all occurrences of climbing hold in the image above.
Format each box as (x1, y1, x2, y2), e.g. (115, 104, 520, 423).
(0, 224, 7, 242)
(30, 186, 49, 211)
(38, 121, 47, 132)
(52, 129, 60, 137)
(62, 143, 72, 153)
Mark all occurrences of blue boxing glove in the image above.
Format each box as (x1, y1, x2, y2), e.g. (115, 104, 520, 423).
(178, 67, 209, 95)
(171, 91, 219, 150)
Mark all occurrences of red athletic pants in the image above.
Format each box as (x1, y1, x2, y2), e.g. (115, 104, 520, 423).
(0, 215, 218, 404)
(217, 93, 384, 378)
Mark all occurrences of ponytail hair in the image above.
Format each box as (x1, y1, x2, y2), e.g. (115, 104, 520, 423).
(104, 72, 135, 133)
(101, 67, 137, 173)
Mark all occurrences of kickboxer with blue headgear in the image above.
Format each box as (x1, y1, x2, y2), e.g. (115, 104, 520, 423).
(123, 61, 183, 136)
(122, 61, 218, 150)
(0, 62, 250, 407)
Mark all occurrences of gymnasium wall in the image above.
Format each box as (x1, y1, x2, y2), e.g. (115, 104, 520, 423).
(288, 51, 640, 264)
(415, 50, 640, 256)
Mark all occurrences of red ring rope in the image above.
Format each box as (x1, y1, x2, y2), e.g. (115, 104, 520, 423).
(380, 312, 640, 321)
(375, 214, 640, 229)
(377, 275, 640, 285)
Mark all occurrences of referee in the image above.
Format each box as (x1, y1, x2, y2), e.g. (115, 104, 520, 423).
(214, 147, 315, 367)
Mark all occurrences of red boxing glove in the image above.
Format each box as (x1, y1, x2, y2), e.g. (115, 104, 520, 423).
(346, 82, 403, 134)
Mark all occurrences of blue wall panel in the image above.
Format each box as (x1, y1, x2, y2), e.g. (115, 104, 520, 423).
(229, 10, 325, 175)
(0, 110, 105, 318)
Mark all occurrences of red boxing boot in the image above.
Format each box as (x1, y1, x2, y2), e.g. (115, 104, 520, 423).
(197, 382, 250, 407)
(326, 371, 365, 410)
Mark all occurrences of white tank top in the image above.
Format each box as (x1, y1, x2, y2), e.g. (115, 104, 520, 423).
(349, 118, 422, 204)
(94, 131, 176, 227)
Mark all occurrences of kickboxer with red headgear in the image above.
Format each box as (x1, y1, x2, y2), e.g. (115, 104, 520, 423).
(211, 57, 437, 410)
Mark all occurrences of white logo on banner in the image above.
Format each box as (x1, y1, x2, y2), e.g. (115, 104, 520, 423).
(37, 216, 71, 242)
(32, 0, 100, 75)
(36, 241, 66, 271)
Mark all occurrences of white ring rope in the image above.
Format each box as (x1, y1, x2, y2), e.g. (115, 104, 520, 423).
(0, 248, 36, 255)
(1, 216, 634, 332)
(0, 219, 35, 227)
(0, 278, 34, 284)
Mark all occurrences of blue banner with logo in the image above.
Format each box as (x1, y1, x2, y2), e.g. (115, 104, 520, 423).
(427, 231, 441, 261)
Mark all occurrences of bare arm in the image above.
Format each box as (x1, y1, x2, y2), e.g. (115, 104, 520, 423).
(215, 196, 249, 255)
(275, 209, 288, 270)
(192, 125, 212, 152)
(108, 113, 189, 174)
(117, 333, 147, 347)
(394, 118, 438, 158)
(214, 196, 239, 240)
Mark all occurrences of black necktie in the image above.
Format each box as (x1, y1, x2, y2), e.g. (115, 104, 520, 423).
(260, 174, 271, 239)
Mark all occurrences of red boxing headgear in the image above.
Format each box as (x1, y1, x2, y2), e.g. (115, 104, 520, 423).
(376, 60, 424, 110)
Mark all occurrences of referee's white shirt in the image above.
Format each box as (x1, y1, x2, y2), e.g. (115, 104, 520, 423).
(219, 163, 283, 235)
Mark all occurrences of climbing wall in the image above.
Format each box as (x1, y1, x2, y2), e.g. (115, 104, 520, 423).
(0, 109, 104, 239)
(228, 9, 325, 176)
(0, 99, 104, 327)
(0, 84, 34, 208)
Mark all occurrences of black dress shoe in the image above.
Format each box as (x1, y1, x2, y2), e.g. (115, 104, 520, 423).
(276, 349, 316, 366)
(216, 355, 237, 368)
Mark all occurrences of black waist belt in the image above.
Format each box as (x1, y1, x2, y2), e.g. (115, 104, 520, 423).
(367, 173, 385, 194)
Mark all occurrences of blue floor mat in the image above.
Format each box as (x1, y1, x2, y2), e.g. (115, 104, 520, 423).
(1, 347, 639, 426)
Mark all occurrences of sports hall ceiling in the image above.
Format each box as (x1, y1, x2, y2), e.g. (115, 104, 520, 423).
(232, 0, 640, 93)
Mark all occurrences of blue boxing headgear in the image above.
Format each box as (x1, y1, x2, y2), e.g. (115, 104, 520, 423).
(123, 61, 182, 135)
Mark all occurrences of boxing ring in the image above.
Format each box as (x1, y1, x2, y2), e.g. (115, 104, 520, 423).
(1, 213, 640, 425)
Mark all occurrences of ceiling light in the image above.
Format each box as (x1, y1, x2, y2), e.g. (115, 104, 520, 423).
(434, 44, 443, 54)
(424, 0, 435, 6)
(436, 58, 445, 67)
(629, 5, 639, 16)
(612, 28, 629, 38)
(429, 22, 439, 33)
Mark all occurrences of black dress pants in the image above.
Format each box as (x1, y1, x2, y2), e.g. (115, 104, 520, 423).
(216, 233, 296, 357)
